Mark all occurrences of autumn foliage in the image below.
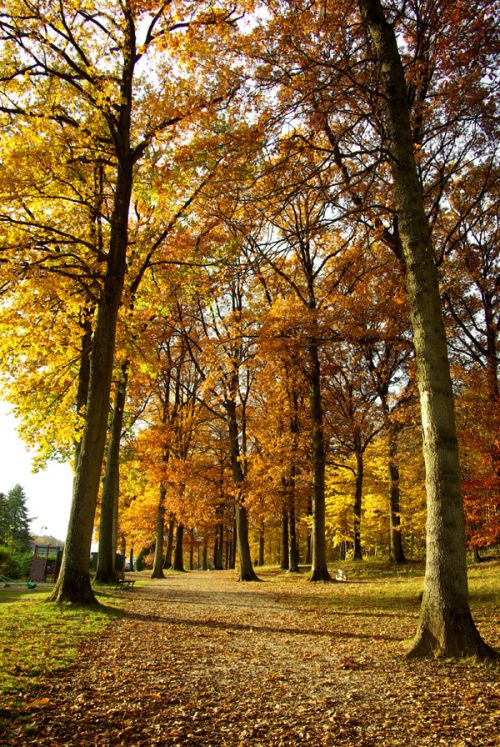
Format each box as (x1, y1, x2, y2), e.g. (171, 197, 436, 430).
(0, 0, 497, 655)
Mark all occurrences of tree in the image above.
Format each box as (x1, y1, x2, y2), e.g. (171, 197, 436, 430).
(0, 485, 32, 552)
(358, 0, 496, 658)
(0, 0, 243, 603)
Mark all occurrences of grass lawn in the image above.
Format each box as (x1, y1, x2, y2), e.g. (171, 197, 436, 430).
(0, 584, 125, 713)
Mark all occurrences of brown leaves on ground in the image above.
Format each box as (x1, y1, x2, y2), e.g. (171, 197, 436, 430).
(1, 571, 498, 746)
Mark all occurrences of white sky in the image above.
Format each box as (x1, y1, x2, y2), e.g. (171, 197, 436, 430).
(0, 402, 73, 542)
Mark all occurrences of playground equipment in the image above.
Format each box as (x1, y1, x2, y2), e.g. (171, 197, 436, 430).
(30, 545, 63, 583)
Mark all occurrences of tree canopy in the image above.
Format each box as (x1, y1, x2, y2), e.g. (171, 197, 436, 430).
(0, 0, 497, 657)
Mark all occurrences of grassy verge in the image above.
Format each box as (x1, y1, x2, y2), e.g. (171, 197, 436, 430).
(0, 585, 125, 711)
(258, 558, 500, 619)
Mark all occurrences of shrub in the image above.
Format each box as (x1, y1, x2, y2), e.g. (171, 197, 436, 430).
(0, 545, 11, 575)
(135, 549, 145, 572)
(8, 551, 33, 579)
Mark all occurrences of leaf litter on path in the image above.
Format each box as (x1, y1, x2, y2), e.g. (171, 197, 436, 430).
(1, 570, 498, 746)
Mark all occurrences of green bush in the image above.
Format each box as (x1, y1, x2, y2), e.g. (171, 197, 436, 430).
(0, 547, 33, 579)
(135, 549, 145, 572)
(0, 545, 11, 575)
(8, 551, 32, 579)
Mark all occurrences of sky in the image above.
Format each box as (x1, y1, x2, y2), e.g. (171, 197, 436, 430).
(0, 402, 73, 542)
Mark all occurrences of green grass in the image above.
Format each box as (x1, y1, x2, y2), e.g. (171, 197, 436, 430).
(258, 557, 500, 617)
(0, 586, 125, 705)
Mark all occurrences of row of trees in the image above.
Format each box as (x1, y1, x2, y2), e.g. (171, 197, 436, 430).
(0, 1, 497, 657)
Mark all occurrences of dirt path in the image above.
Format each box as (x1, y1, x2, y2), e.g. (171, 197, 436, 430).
(4, 571, 499, 746)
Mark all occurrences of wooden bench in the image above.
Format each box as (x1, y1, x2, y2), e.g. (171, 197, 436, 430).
(114, 575, 135, 590)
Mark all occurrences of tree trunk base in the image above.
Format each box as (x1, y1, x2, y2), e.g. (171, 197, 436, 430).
(94, 569, 117, 584)
(49, 569, 99, 606)
(151, 569, 165, 579)
(237, 569, 260, 581)
(390, 556, 406, 565)
(308, 568, 332, 582)
(406, 614, 499, 659)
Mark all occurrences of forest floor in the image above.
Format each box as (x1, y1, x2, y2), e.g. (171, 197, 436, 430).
(1, 565, 499, 746)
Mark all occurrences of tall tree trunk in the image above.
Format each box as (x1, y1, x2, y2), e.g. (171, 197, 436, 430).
(288, 500, 300, 573)
(388, 427, 406, 564)
(95, 364, 128, 583)
(307, 337, 331, 581)
(173, 523, 185, 572)
(258, 524, 265, 566)
(353, 449, 364, 561)
(213, 527, 219, 570)
(225, 395, 258, 581)
(359, 0, 495, 657)
(189, 528, 195, 570)
(281, 508, 289, 570)
(202, 536, 208, 570)
(151, 488, 166, 579)
(74, 308, 93, 465)
(214, 514, 224, 570)
(229, 511, 237, 569)
(287, 393, 300, 573)
(163, 515, 175, 569)
(50, 159, 133, 604)
(235, 504, 257, 581)
(49, 17, 136, 604)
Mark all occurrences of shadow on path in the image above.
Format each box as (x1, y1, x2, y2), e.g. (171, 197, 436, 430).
(121, 608, 400, 642)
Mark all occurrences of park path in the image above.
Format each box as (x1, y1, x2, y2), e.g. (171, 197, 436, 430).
(4, 570, 499, 746)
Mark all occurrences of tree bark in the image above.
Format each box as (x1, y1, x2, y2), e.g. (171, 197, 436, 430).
(229, 511, 237, 569)
(235, 504, 258, 581)
(281, 508, 289, 570)
(74, 308, 93, 465)
(258, 524, 265, 566)
(353, 449, 364, 561)
(151, 488, 166, 579)
(202, 536, 208, 570)
(173, 523, 185, 572)
(214, 511, 224, 570)
(307, 337, 331, 581)
(388, 427, 406, 564)
(359, 0, 496, 657)
(225, 392, 258, 581)
(95, 364, 128, 583)
(288, 499, 300, 573)
(163, 515, 175, 569)
(189, 528, 195, 570)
